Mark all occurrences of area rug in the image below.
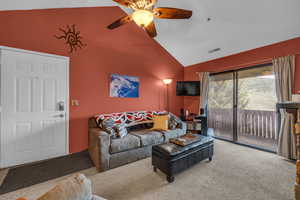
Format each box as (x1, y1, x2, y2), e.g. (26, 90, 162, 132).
(0, 150, 93, 195)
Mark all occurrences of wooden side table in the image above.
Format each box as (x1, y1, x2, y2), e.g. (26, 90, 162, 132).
(186, 121, 202, 134)
(184, 115, 208, 136)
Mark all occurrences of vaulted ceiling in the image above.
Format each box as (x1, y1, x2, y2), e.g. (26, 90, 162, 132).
(1, 0, 300, 66)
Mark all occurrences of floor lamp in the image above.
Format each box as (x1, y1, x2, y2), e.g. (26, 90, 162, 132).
(163, 79, 173, 112)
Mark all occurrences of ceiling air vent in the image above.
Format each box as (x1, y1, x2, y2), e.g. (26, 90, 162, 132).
(208, 48, 221, 54)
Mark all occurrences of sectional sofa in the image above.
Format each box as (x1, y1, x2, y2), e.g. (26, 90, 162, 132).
(88, 111, 187, 172)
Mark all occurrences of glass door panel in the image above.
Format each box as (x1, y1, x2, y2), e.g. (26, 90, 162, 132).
(237, 65, 277, 151)
(208, 72, 234, 141)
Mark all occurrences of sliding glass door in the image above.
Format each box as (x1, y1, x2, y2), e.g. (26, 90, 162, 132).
(208, 72, 234, 141)
(237, 66, 277, 151)
(208, 64, 277, 151)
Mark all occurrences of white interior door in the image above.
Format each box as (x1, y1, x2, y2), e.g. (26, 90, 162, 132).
(0, 48, 69, 168)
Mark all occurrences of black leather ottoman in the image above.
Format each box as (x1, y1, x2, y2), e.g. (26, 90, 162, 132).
(152, 135, 214, 183)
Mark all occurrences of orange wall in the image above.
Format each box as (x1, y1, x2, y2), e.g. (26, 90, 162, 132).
(184, 37, 300, 114)
(0, 7, 184, 153)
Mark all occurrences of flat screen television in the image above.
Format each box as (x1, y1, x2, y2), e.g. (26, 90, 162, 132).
(176, 81, 200, 96)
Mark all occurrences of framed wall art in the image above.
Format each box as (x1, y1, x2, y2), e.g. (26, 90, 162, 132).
(110, 74, 139, 98)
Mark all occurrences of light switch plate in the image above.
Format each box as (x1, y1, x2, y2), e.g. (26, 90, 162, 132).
(71, 100, 80, 106)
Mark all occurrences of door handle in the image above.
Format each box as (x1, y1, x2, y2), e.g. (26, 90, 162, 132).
(53, 114, 65, 118)
(58, 101, 65, 111)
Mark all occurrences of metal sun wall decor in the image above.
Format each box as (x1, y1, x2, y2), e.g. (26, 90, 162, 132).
(55, 24, 86, 53)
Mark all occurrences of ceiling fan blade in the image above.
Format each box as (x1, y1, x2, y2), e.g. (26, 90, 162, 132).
(107, 15, 132, 29)
(112, 0, 132, 7)
(153, 7, 192, 19)
(144, 22, 157, 38)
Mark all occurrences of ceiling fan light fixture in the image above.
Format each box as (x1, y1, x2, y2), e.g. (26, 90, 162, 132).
(108, 0, 193, 37)
(132, 10, 154, 27)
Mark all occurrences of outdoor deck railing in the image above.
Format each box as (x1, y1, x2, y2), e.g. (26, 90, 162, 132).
(208, 108, 277, 140)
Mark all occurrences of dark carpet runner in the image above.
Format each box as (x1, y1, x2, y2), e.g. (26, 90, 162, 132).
(0, 150, 93, 194)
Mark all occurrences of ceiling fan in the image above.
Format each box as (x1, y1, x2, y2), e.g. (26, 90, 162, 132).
(107, 0, 193, 38)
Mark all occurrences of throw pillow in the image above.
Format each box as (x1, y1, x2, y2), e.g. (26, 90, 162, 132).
(105, 127, 117, 139)
(114, 124, 128, 138)
(37, 174, 93, 200)
(101, 118, 117, 138)
(169, 117, 178, 130)
(101, 118, 115, 128)
(169, 115, 181, 130)
(152, 115, 169, 131)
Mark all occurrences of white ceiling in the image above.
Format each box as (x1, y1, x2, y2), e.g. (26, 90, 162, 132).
(1, 0, 300, 66)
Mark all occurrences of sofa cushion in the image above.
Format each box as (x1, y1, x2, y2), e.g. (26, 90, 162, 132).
(130, 130, 164, 147)
(126, 123, 153, 132)
(163, 129, 186, 141)
(162, 129, 179, 141)
(176, 129, 186, 137)
(110, 134, 141, 154)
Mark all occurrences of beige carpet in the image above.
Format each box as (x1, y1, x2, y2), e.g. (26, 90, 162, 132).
(0, 140, 295, 200)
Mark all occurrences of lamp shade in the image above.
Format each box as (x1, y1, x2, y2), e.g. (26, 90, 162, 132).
(132, 10, 154, 27)
(163, 79, 173, 85)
